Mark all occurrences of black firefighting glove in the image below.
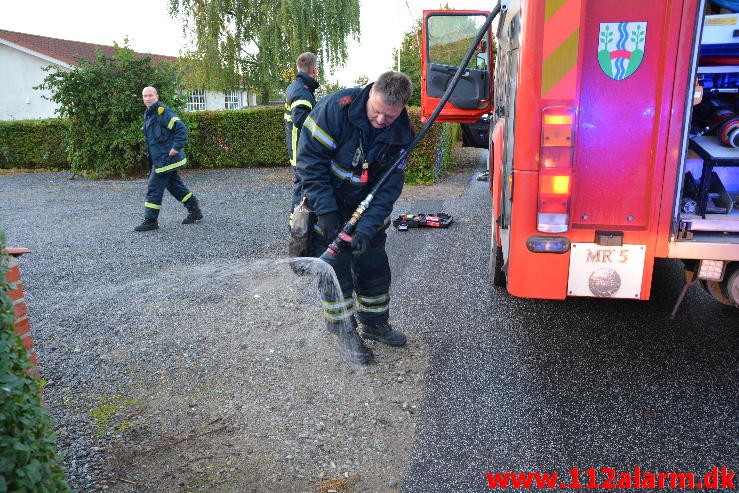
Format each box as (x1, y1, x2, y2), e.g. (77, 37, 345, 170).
(351, 231, 371, 257)
(317, 212, 341, 239)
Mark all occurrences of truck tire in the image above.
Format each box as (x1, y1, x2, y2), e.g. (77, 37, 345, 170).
(489, 219, 506, 288)
(716, 262, 739, 307)
(701, 262, 738, 307)
(491, 244, 506, 287)
(701, 280, 733, 306)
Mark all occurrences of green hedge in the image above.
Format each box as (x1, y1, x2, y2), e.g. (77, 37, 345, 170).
(0, 233, 71, 492)
(404, 109, 460, 184)
(0, 119, 69, 170)
(183, 107, 286, 168)
(406, 107, 440, 184)
(0, 107, 456, 184)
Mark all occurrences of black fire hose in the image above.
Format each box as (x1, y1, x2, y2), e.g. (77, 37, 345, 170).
(319, 3, 503, 264)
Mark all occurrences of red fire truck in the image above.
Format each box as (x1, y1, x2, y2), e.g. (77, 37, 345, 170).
(420, 0, 739, 311)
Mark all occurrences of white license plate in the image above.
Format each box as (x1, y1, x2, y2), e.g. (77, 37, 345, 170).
(567, 243, 647, 299)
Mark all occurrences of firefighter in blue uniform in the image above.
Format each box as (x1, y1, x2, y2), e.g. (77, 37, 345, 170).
(135, 86, 202, 232)
(284, 52, 320, 217)
(296, 71, 414, 365)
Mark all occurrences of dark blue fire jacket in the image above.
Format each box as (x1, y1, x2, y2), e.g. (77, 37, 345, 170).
(284, 72, 319, 166)
(296, 83, 414, 238)
(143, 101, 188, 174)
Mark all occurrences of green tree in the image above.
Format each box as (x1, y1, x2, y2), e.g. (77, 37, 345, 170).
(316, 80, 343, 100)
(170, 0, 361, 104)
(393, 19, 422, 107)
(37, 44, 185, 178)
(313, 75, 366, 101)
(353, 75, 369, 88)
(394, 9, 493, 108)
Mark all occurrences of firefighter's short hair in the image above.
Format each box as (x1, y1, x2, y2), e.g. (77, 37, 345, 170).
(296, 52, 317, 74)
(374, 71, 413, 106)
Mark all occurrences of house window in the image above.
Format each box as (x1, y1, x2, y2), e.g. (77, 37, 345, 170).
(224, 91, 240, 110)
(187, 89, 206, 111)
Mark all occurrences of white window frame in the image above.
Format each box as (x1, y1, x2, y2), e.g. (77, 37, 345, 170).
(187, 89, 206, 112)
(224, 90, 240, 110)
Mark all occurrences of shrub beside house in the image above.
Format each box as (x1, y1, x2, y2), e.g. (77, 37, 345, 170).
(0, 29, 257, 121)
(0, 29, 459, 183)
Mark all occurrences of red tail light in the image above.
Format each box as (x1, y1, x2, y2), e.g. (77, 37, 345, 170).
(538, 106, 575, 233)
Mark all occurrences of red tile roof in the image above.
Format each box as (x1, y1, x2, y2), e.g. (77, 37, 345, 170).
(0, 29, 177, 66)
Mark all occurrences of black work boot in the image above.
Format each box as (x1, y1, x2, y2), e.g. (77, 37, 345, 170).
(359, 321, 407, 347)
(134, 218, 159, 232)
(182, 196, 203, 224)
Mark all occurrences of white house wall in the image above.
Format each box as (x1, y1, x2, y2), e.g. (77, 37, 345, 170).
(0, 44, 66, 120)
(205, 91, 224, 110)
(244, 91, 257, 107)
(202, 90, 257, 110)
(0, 41, 260, 120)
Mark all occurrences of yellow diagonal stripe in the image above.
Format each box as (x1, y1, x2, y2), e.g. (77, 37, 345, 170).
(542, 29, 579, 97)
(545, 0, 568, 21)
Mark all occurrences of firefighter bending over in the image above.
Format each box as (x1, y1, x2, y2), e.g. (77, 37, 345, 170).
(296, 71, 414, 365)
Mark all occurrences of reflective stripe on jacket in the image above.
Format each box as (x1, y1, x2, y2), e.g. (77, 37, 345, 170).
(296, 84, 414, 238)
(284, 72, 319, 166)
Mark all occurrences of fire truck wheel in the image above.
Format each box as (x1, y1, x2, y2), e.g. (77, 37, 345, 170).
(701, 280, 729, 305)
(490, 213, 508, 288)
(700, 279, 734, 306)
(719, 262, 739, 307)
(491, 245, 506, 287)
(490, 224, 506, 288)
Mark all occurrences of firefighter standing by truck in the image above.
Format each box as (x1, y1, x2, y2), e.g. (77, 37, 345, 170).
(284, 52, 320, 216)
(135, 86, 203, 232)
(296, 71, 414, 365)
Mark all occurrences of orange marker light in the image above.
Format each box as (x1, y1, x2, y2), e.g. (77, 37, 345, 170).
(542, 113, 573, 125)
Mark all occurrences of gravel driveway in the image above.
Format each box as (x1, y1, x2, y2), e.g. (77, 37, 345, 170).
(4, 146, 737, 492)
(1, 152, 480, 492)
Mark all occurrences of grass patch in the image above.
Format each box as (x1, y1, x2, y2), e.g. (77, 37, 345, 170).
(89, 394, 137, 437)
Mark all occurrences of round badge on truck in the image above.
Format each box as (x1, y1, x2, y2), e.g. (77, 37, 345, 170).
(589, 268, 621, 297)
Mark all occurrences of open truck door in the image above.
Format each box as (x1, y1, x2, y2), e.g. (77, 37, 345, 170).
(421, 10, 494, 123)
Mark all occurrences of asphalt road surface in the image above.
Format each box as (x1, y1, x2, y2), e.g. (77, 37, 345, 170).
(392, 153, 738, 492)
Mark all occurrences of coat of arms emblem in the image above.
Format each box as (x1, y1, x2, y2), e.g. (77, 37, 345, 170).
(598, 22, 647, 80)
